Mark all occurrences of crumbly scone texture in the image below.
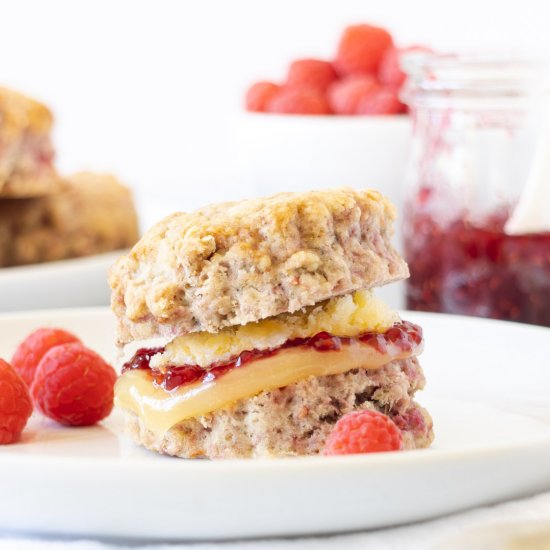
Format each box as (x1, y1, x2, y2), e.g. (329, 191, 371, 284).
(110, 188, 409, 344)
(0, 172, 139, 267)
(0, 87, 57, 197)
(0, 87, 52, 136)
(122, 356, 434, 458)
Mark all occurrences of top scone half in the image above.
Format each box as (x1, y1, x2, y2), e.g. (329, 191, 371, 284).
(110, 188, 434, 458)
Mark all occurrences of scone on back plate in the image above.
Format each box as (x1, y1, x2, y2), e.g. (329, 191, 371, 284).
(0, 172, 139, 267)
(110, 188, 434, 458)
(0, 87, 58, 198)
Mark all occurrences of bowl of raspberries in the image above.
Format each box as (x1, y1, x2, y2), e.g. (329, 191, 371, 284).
(236, 23, 431, 213)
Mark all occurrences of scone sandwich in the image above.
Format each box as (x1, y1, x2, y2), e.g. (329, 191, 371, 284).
(110, 189, 433, 458)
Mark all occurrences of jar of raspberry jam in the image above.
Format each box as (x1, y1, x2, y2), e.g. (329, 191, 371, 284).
(401, 55, 550, 326)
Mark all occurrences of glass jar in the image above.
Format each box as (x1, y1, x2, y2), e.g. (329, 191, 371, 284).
(402, 55, 550, 326)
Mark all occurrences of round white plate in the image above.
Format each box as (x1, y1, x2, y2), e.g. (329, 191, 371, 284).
(0, 308, 549, 541)
(0, 251, 126, 313)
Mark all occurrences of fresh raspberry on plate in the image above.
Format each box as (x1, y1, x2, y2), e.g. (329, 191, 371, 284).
(378, 45, 431, 88)
(11, 328, 81, 386)
(335, 24, 394, 76)
(0, 359, 33, 444)
(267, 87, 331, 115)
(286, 59, 338, 92)
(328, 74, 379, 115)
(323, 410, 403, 455)
(31, 343, 116, 427)
(358, 87, 405, 115)
(245, 81, 282, 112)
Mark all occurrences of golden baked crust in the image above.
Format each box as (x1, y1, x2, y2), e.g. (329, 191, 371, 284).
(110, 188, 408, 343)
(0, 87, 57, 197)
(0, 172, 139, 267)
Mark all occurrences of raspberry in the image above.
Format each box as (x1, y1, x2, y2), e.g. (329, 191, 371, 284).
(378, 47, 405, 88)
(286, 59, 338, 92)
(245, 81, 281, 112)
(0, 359, 33, 444)
(11, 328, 81, 387)
(31, 343, 116, 426)
(335, 24, 394, 76)
(328, 75, 379, 115)
(378, 45, 431, 88)
(323, 410, 403, 455)
(267, 87, 331, 115)
(358, 87, 405, 115)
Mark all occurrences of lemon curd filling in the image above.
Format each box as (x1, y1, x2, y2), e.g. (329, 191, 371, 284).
(147, 289, 399, 369)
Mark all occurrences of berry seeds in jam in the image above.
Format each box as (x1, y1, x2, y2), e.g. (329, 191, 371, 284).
(404, 195, 550, 327)
(121, 321, 423, 392)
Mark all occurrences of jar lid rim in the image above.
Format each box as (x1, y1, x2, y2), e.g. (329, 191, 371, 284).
(403, 53, 549, 91)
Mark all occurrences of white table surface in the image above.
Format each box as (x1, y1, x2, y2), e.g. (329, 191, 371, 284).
(1, 491, 550, 549)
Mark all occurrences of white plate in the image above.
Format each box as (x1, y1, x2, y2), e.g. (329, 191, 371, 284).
(0, 308, 549, 541)
(0, 251, 125, 313)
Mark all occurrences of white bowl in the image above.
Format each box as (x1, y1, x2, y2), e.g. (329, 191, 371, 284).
(233, 113, 412, 217)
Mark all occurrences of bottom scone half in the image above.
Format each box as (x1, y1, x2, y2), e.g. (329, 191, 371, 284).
(115, 290, 434, 458)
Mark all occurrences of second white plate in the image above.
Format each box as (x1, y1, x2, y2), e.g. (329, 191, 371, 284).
(0, 251, 125, 312)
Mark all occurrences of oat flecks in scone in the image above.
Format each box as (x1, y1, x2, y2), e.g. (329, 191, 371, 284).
(123, 357, 434, 459)
(0, 87, 58, 197)
(0, 172, 139, 267)
(109, 188, 409, 343)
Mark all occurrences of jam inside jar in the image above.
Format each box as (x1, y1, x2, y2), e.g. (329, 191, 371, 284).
(405, 198, 550, 326)
(402, 55, 550, 326)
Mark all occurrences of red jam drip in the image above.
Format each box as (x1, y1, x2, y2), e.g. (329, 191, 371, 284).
(125, 347, 166, 370)
(404, 198, 550, 327)
(121, 321, 422, 392)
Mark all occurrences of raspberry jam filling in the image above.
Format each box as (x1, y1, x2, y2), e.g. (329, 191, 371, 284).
(121, 321, 423, 392)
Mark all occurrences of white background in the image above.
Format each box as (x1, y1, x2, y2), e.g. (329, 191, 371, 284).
(2, 0, 550, 228)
